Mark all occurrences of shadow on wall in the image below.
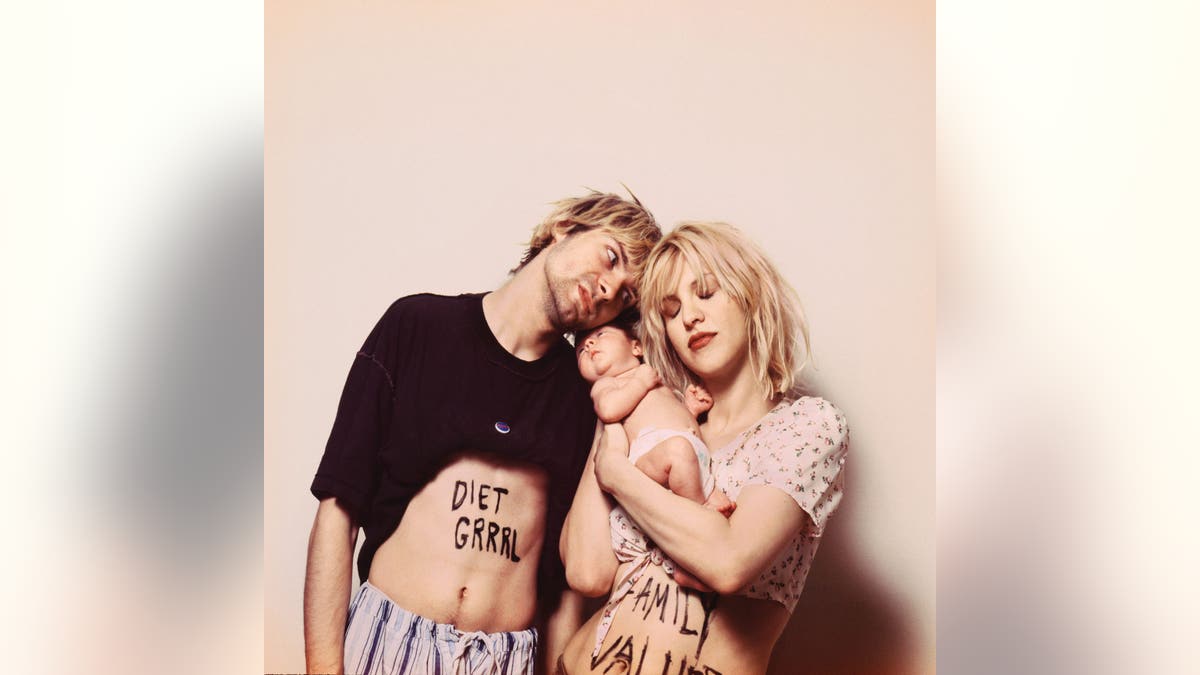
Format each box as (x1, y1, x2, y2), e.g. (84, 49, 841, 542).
(767, 481, 913, 674)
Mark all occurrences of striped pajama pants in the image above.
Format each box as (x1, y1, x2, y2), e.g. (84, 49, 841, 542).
(343, 581, 538, 675)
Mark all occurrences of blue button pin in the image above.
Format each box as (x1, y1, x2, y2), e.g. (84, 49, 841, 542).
(494, 421, 511, 434)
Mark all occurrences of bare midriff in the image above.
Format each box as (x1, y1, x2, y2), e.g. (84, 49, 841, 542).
(368, 452, 548, 633)
(560, 563, 791, 675)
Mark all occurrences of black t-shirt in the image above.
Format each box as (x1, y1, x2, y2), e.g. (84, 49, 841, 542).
(310, 293, 596, 605)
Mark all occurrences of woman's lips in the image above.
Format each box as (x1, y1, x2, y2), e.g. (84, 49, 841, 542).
(688, 332, 716, 350)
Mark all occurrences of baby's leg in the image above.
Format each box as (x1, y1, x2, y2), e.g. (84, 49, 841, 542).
(633, 436, 707, 504)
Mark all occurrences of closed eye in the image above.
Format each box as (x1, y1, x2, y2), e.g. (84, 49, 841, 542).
(661, 297, 681, 318)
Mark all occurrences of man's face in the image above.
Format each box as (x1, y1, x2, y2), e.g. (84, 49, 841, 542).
(542, 228, 638, 332)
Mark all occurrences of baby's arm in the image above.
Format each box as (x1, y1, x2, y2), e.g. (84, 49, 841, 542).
(590, 364, 661, 424)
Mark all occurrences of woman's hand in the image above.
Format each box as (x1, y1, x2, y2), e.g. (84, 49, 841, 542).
(560, 423, 621, 597)
(593, 423, 631, 494)
(670, 566, 715, 594)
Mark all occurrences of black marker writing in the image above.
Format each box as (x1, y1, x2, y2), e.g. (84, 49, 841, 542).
(453, 516, 521, 562)
(451, 479, 509, 515)
(451, 477, 519, 562)
(589, 635, 722, 675)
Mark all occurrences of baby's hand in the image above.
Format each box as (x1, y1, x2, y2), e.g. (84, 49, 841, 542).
(704, 489, 736, 518)
(684, 384, 714, 417)
(635, 363, 661, 388)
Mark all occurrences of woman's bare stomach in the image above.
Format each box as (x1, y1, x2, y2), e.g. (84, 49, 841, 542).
(368, 452, 548, 633)
(561, 563, 791, 675)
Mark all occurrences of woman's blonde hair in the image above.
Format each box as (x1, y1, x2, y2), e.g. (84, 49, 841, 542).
(638, 221, 811, 401)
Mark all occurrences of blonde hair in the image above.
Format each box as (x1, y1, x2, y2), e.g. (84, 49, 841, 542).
(638, 221, 811, 401)
(514, 190, 662, 288)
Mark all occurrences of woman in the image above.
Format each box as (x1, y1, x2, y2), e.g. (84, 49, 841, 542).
(558, 222, 849, 674)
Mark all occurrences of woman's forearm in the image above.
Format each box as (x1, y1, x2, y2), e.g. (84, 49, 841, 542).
(596, 445, 803, 595)
(596, 452, 737, 588)
(560, 425, 620, 597)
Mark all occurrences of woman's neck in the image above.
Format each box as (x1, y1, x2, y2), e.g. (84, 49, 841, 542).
(702, 367, 776, 441)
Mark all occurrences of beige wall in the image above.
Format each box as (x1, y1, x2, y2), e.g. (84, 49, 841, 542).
(266, 1, 933, 672)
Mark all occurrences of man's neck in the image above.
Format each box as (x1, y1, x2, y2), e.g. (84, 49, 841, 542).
(481, 267, 560, 362)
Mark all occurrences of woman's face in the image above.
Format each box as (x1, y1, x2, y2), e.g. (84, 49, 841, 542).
(660, 264, 749, 384)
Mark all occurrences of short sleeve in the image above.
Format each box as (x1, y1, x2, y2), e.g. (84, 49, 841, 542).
(744, 398, 849, 536)
(309, 300, 409, 520)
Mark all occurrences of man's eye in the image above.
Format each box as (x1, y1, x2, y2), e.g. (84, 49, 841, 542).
(607, 248, 618, 266)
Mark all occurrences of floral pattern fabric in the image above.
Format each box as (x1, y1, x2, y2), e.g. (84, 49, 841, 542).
(594, 396, 848, 659)
(715, 396, 849, 611)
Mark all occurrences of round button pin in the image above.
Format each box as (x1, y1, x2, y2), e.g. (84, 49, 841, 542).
(494, 421, 511, 434)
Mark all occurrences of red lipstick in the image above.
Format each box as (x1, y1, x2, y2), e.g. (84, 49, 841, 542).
(688, 332, 716, 350)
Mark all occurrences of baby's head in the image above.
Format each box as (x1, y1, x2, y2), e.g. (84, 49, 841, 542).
(575, 312, 643, 383)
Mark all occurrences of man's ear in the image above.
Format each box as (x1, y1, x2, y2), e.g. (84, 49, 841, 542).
(631, 339, 643, 357)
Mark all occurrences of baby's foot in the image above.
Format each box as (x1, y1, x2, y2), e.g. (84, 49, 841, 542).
(684, 384, 714, 417)
(704, 489, 736, 518)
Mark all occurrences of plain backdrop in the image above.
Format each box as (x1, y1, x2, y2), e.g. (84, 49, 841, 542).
(265, 1, 933, 672)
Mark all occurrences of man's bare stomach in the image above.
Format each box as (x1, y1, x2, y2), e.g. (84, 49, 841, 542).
(368, 452, 548, 633)
(561, 563, 791, 675)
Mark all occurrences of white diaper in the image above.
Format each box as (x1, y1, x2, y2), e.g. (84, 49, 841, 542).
(628, 426, 714, 497)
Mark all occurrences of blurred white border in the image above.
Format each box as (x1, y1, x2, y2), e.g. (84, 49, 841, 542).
(939, 1, 1200, 672)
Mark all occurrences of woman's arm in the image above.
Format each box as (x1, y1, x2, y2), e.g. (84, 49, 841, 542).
(559, 423, 623, 596)
(594, 443, 805, 595)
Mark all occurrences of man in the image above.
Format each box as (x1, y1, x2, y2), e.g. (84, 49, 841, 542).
(304, 191, 661, 674)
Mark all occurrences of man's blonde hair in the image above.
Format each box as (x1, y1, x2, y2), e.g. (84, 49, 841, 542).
(515, 190, 662, 289)
(638, 221, 811, 401)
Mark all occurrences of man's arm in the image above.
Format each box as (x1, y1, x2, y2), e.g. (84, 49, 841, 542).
(559, 423, 622, 596)
(539, 588, 584, 674)
(304, 497, 358, 675)
(590, 364, 660, 423)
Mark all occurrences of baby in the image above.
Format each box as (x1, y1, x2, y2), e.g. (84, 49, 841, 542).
(575, 319, 735, 577)
(576, 318, 735, 655)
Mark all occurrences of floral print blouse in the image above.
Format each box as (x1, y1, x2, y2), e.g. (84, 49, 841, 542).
(712, 396, 849, 611)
